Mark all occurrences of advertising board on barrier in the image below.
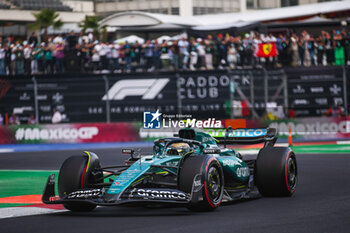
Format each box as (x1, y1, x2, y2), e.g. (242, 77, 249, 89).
(0, 116, 349, 144)
(267, 117, 350, 140)
(286, 66, 345, 117)
(0, 123, 140, 144)
(0, 67, 349, 125)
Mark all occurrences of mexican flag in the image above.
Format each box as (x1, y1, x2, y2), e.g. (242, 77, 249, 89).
(257, 43, 277, 57)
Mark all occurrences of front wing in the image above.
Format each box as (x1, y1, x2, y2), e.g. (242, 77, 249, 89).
(42, 174, 203, 206)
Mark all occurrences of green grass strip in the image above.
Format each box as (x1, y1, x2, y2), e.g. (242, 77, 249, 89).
(291, 144, 350, 154)
(237, 144, 350, 154)
(0, 170, 59, 199)
(0, 203, 33, 208)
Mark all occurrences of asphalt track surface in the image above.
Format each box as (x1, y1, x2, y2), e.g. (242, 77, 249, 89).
(1, 148, 350, 233)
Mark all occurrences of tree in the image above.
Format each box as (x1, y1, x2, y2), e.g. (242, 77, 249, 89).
(29, 9, 63, 43)
(79, 15, 106, 40)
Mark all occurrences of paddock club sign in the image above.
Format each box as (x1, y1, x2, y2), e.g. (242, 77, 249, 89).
(102, 71, 232, 121)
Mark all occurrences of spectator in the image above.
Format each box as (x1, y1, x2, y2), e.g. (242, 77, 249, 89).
(67, 30, 78, 50)
(110, 42, 120, 72)
(53, 34, 63, 44)
(0, 44, 5, 75)
(28, 32, 38, 47)
(123, 41, 132, 71)
(324, 31, 334, 65)
(143, 40, 154, 70)
(55, 41, 65, 73)
(170, 40, 180, 70)
(196, 38, 206, 69)
(14, 41, 24, 75)
(27, 114, 37, 124)
(38, 43, 46, 72)
(23, 42, 32, 75)
(44, 43, 53, 73)
(303, 31, 312, 67)
(133, 40, 142, 68)
(326, 103, 342, 117)
(189, 37, 198, 70)
(178, 36, 189, 69)
(160, 40, 170, 70)
(91, 41, 100, 72)
(81, 41, 92, 72)
(265, 33, 276, 67)
(1, 29, 350, 76)
(218, 35, 228, 68)
(31, 44, 39, 74)
(205, 35, 214, 70)
(227, 43, 237, 69)
(278, 34, 289, 66)
(334, 30, 345, 66)
(102, 42, 110, 71)
(315, 35, 325, 66)
(298, 35, 305, 66)
(9, 113, 20, 125)
(342, 30, 350, 65)
(290, 34, 299, 67)
(4, 44, 12, 75)
(10, 44, 16, 74)
(288, 107, 296, 118)
(152, 40, 161, 70)
(52, 108, 62, 124)
(252, 33, 261, 67)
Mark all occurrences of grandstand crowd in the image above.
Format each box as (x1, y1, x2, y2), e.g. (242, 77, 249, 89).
(0, 29, 349, 75)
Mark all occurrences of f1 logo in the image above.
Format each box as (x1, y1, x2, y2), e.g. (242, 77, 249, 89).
(143, 110, 162, 129)
(102, 79, 169, 101)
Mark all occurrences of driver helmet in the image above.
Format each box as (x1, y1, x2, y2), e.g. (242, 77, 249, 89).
(166, 143, 191, 156)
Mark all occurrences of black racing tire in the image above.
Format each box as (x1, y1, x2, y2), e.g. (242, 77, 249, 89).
(58, 154, 101, 212)
(255, 147, 297, 197)
(178, 155, 224, 211)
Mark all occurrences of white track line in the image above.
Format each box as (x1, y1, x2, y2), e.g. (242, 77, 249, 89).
(0, 207, 67, 219)
(336, 140, 350, 145)
(0, 149, 14, 153)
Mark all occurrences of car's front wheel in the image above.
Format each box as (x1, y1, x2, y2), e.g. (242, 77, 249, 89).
(58, 152, 102, 211)
(178, 155, 224, 211)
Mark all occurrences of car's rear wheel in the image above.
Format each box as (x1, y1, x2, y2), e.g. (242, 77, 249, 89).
(58, 152, 102, 211)
(255, 147, 297, 197)
(178, 155, 224, 211)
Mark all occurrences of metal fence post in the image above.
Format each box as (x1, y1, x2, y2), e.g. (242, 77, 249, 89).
(263, 68, 268, 111)
(248, 70, 255, 120)
(282, 68, 289, 115)
(229, 74, 235, 119)
(176, 73, 182, 115)
(32, 76, 39, 123)
(102, 75, 111, 123)
(343, 66, 348, 115)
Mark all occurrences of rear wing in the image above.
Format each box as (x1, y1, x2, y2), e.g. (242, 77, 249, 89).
(213, 127, 277, 147)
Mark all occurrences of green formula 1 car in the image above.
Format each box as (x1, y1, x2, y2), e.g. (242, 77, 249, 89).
(42, 127, 297, 211)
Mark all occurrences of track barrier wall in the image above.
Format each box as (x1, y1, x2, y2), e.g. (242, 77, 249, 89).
(0, 66, 349, 124)
(1, 116, 350, 144)
(1, 66, 350, 144)
(0, 123, 140, 144)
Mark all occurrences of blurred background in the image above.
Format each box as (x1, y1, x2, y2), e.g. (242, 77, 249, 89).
(1, 2, 350, 226)
(0, 0, 350, 145)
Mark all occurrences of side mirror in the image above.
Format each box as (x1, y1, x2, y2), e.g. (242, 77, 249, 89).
(122, 149, 134, 159)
